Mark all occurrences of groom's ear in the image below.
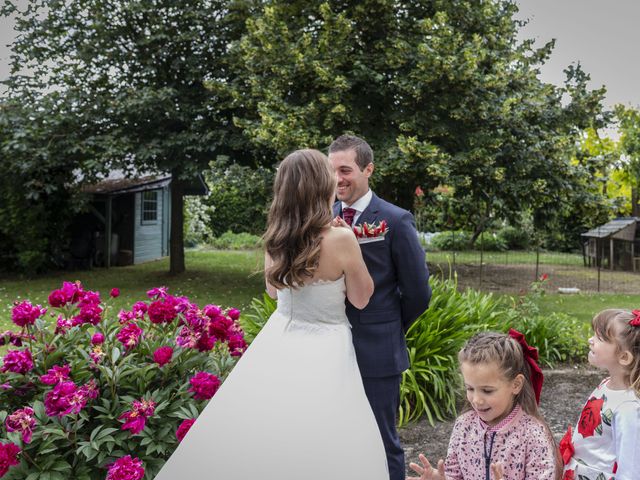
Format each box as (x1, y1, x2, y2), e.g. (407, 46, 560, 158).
(364, 162, 374, 178)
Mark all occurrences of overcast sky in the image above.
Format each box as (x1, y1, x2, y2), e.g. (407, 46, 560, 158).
(1, 0, 639, 111)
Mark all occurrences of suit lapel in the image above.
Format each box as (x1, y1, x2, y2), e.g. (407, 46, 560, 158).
(356, 193, 380, 227)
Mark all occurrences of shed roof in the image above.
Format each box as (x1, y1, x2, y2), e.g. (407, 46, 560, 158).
(81, 173, 208, 196)
(582, 218, 638, 239)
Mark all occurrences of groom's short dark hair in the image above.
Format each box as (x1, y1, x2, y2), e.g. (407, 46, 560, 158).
(329, 135, 373, 171)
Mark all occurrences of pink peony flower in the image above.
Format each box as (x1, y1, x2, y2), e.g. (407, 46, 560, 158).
(1, 349, 34, 374)
(91, 332, 105, 345)
(146, 286, 168, 300)
(55, 315, 73, 335)
(11, 300, 47, 328)
(78, 290, 101, 307)
(153, 346, 173, 367)
(0, 442, 20, 477)
(5, 407, 36, 443)
(60, 281, 83, 304)
(202, 304, 221, 319)
(189, 372, 221, 400)
(147, 300, 177, 324)
(106, 455, 145, 480)
(110, 288, 120, 298)
(71, 303, 103, 327)
(131, 301, 148, 317)
(44, 381, 80, 417)
(90, 345, 105, 366)
(78, 379, 99, 400)
(176, 418, 196, 442)
(40, 364, 71, 385)
(119, 399, 155, 435)
(48, 289, 67, 308)
(227, 308, 241, 320)
(227, 332, 248, 357)
(116, 323, 143, 350)
(208, 316, 233, 342)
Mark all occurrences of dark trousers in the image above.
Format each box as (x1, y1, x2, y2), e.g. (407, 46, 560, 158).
(362, 375, 404, 480)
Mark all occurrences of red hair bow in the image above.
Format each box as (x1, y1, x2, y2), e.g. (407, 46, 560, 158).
(630, 310, 640, 327)
(508, 328, 544, 405)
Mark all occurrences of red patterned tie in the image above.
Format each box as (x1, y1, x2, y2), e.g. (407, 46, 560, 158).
(342, 207, 356, 226)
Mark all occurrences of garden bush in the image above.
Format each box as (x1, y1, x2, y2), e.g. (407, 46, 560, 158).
(208, 231, 262, 250)
(497, 225, 531, 250)
(429, 231, 471, 251)
(0, 281, 247, 479)
(475, 231, 508, 251)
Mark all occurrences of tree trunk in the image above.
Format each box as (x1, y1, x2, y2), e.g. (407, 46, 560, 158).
(633, 187, 639, 217)
(169, 175, 185, 275)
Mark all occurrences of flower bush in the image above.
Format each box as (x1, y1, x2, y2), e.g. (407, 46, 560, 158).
(0, 281, 246, 479)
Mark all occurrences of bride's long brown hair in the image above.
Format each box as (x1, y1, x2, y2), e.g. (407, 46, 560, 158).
(263, 149, 336, 289)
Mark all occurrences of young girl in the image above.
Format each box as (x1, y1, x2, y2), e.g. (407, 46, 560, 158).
(407, 330, 561, 480)
(560, 309, 640, 480)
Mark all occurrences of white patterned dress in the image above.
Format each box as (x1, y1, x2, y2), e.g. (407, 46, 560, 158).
(562, 378, 640, 480)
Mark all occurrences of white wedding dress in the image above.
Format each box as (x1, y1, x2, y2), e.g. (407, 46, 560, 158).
(154, 276, 388, 480)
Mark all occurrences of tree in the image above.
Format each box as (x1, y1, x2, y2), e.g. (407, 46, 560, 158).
(616, 105, 640, 216)
(2, 0, 258, 273)
(233, 0, 609, 239)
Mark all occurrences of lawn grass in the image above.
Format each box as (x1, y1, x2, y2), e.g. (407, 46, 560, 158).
(0, 249, 265, 330)
(534, 292, 640, 323)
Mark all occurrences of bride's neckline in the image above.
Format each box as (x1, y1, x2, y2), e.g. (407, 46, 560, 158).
(305, 274, 345, 287)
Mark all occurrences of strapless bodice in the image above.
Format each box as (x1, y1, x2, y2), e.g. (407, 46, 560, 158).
(275, 276, 349, 326)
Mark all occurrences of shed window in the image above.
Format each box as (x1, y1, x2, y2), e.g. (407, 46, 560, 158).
(141, 190, 158, 224)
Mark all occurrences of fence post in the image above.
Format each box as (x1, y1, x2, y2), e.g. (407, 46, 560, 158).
(597, 227, 602, 293)
(535, 247, 540, 281)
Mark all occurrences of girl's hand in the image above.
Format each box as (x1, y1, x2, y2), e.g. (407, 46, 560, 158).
(491, 462, 504, 480)
(406, 453, 447, 480)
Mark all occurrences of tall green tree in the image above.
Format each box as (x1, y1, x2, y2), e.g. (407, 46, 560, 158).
(233, 0, 609, 239)
(616, 105, 640, 216)
(2, 0, 258, 273)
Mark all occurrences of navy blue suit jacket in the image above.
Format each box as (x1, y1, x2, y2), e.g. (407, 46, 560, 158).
(334, 193, 431, 378)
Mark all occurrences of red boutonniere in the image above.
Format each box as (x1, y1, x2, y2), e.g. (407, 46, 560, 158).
(353, 220, 388, 240)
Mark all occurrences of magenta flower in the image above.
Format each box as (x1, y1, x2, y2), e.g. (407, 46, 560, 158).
(227, 333, 248, 357)
(189, 372, 221, 400)
(147, 300, 177, 324)
(0, 442, 20, 477)
(116, 323, 143, 350)
(153, 346, 173, 367)
(106, 455, 145, 480)
(55, 315, 73, 335)
(1, 349, 34, 374)
(78, 290, 101, 307)
(110, 288, 120, 298)
(71, 303, 103, 327)
(90, 345, 105, 366)
(60, 281, 83, 304)
(208, 316, 234, 342)
(227, 308, 241, 320)
(91, 332, 105, 345)
(40, 364, 71, 385)
(202, 304, 221, 319)
(11, 300, 47, 328)
(5, 407, 36, 443)
(44, 381, 81, 417)
(48, 289, 67, 308)
(146, 286, 168, 299)
(131, 301, 148, 317)
(176, 418, 196, 442)
(119, 399, 156, 435)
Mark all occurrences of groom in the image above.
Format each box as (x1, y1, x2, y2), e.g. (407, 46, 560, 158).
(329, 135, 431, 480)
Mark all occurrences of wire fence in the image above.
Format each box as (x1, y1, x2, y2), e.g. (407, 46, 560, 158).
(423, 229, 640, 295)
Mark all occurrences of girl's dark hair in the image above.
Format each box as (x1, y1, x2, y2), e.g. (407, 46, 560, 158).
(592, 309, 640, 397)
(263, 149, 335, 289)
(459, 332, 562, 479)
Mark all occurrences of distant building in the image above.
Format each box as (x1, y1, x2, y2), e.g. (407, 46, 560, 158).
(582, 217, 640, 272)
(68, 172, 208, 268)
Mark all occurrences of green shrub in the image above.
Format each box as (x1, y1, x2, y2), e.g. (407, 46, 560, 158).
(475, 232, 507, 251)
(430, 231, 471, 251)
(239, 292, 277, 343)
(400, 277, 508, 425)
(0, 281, 246, 479)
(209, 231, 262, 250)
(204, 159, 274, 236)
(497, 225, 531, 250)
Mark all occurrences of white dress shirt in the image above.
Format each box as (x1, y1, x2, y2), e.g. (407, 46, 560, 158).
(342, 190, 372, 226)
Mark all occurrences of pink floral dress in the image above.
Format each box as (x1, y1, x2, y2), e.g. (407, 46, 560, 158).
(444, 405, 556, 480)
(561, 378, 640, 480)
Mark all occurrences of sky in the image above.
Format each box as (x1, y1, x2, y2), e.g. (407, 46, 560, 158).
(1, 0, 639, 111)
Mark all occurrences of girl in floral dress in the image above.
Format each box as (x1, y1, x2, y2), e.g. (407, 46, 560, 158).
(560, 309, 640, 480)
(407, 330, 561, 480)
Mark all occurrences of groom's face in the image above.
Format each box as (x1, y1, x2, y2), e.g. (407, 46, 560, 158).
(329, 148, 373, 206)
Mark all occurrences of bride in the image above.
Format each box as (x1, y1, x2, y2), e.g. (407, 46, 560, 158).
(154, 149, 388, 479)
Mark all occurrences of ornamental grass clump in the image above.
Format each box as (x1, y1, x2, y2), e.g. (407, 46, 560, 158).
(0, 281, 246, 479)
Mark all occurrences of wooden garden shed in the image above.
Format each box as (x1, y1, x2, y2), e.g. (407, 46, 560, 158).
(68, 172, 208, 268)
(581, 217, 640, 271)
